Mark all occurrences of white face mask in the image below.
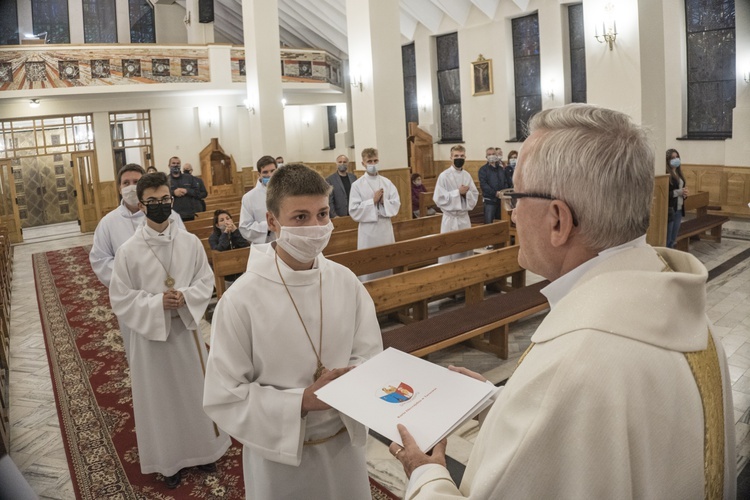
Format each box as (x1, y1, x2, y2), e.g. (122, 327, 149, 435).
(366, 163, 378, 175)
(121, 185, 139, 207)
(276, 221, 334, 263)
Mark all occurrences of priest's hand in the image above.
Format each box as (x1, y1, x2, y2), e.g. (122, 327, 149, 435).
(448, 365, 487, 383)
(389, 424, 447, 478)
(301, 366, 354, 417)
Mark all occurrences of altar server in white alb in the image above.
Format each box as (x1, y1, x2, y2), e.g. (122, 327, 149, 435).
(109, 172, 231, 489)
(239, 155, 277, 244)
(348, 147, 401, 280)
(89, 164, 185, 363)
(390, 105, 736, 499)
(204, 164, 383, 500)
(89, 163, 185, 288)
(434, 145, 478, 263)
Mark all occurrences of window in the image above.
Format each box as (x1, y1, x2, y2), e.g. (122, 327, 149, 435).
(512, 13, 541, 141)
(685, 0, 735, 138)
(436, 33, 462, 142)
(129, 0, 156, 44)
(568, 4, 587, 103)
(402, 43, 418, 134)
(31, 0, 70, 44)
(0, 115, 94, 159)
(326, 106, 337, 150)
(109, 111, 153, 177)
(83, 0, 117, 43)
(0, 1, 19, 45)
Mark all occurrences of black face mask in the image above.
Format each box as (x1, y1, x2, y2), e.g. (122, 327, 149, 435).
(170, 166, 181, 175)
(145, 203, 171, 224)
(453, 158, 465, 169)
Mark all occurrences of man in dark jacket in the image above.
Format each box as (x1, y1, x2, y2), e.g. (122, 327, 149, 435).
(182, 163, 208, 211)
(478, 147, 511, 224)
(168, 156, 205, 221)
(326, 154, 357, 217)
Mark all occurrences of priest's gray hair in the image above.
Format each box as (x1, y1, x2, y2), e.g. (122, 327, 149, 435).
(266, 163, 332, 216)
(520, 104, 654, 251)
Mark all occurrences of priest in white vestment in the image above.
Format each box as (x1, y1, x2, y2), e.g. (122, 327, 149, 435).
(240, 155, 277, 244)
(204, 164, 383, 500)
(348, 147, 401, 281)
(89, 163, 184, 362)
(109, 173, 231, 488)
(433, 145, 478, 263)
(391, 105, 736, 500)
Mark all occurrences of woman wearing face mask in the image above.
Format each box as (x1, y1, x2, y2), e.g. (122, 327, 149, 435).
(209, 210, 249, 282)
(666, 149, 689, 248)
(506, 150, 518, 188)
(410, 173, 436, 218)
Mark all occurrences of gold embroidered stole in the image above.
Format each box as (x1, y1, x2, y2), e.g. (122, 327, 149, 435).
(516, 257, 725, 498)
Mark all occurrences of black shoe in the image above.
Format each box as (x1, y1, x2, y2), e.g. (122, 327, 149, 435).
(165, 472, 181, 489)
(198, 462, 217, 473)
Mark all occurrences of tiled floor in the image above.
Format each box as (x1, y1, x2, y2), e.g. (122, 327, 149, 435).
(7, 220, 750, 498)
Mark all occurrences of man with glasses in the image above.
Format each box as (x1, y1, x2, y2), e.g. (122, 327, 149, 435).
(390, 104, 735, 499)
(109, 172, 231, 488)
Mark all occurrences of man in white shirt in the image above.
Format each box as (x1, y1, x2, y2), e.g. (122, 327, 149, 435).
(204, 164, 382, 499)
(433, 145, 479, 263)
(109, 172, 231, 489)
(390, 104, 736, 499)
(239, 155, 277, 244)
(348, 148, 401, 280)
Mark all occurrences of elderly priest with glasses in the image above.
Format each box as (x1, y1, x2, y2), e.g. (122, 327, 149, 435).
(389, 104, 736, 500)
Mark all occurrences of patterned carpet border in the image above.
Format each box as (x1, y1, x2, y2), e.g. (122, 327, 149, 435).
(34, 245, 397, 499)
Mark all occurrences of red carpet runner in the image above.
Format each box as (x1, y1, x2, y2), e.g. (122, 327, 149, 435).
(34, 246, 397, 499)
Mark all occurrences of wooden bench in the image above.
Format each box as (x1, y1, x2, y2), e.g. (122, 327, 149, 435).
(675, 191, 729, 251)
(328, 221, 508, 277)
(365, 245, 548, 359)
(324, 214, 442, 255)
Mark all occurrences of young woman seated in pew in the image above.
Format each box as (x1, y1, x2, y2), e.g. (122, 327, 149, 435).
(209, 210, 249, 282)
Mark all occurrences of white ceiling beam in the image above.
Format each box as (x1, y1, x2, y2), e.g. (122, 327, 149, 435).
(400, 10, 419, 41)
(277, 15, 344, 56)
(305, 0, 348, 34)
(281, 0, 348, 48)
(429, 0, 472, 26)
(317, 0, 346, 16)
(279, 26, 310, 50)
(469, 0, 500, 20)
(512, 0, 531, 11)
(400, 0, 444, 34)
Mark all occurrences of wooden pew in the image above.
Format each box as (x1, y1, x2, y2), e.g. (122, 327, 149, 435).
(331, 216, 357, 231)
(324, 214, 442, 255)
(418, 191, 484, 223)
(211, 220, 508, 299)
(365, 246, 548, 359)
(212, 247, 250, 298)
(327, 221, 508, 278)
(0, 224, 12, 454)
(675, 191, 729, 251)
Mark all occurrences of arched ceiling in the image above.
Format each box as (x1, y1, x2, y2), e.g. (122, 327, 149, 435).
(175, 0, 530, 58)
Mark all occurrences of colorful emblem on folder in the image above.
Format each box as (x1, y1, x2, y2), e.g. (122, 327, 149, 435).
(380, 382, 414, 403)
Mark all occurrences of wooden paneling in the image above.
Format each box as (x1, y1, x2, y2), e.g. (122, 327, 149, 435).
(647, 175, 669, 247)
(682, 164, 750, 217)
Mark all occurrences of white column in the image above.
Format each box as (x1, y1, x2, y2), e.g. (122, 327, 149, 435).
(185, 0, 215, 44)
(17, 0, 32, 39)
(242, 0, 287, 161)
(116, 0, 131, 43)
(725, 0, 750, 166)
(68, 0, 84, 43)
(345, 0, 408, 170)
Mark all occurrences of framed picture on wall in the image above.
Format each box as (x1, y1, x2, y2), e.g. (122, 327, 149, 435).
(471, 55, 493, 96)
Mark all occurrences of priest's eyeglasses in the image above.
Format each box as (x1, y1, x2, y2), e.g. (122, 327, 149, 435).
(500, 189, 579, 226)
(141, 196, 173, 207)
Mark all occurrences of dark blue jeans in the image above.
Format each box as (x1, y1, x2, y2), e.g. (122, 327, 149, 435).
(484, 201, 501, 224)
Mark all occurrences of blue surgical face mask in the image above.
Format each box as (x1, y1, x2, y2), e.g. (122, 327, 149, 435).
(261, 177, 270, 186)
(509, 159, 517, 167)
(669, 158, 681, 168)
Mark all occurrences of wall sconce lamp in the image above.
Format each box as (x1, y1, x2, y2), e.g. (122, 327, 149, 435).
(545, 80, 556, 99)
(744, 72, 750, 84)
(594, 3, 617, 51)
(29, 99, 40, 108)
(350, 71, 363, 92)
(281, 98, 287, 108)
(243, 99, 255, 114)
(594, 21, 617, 50)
